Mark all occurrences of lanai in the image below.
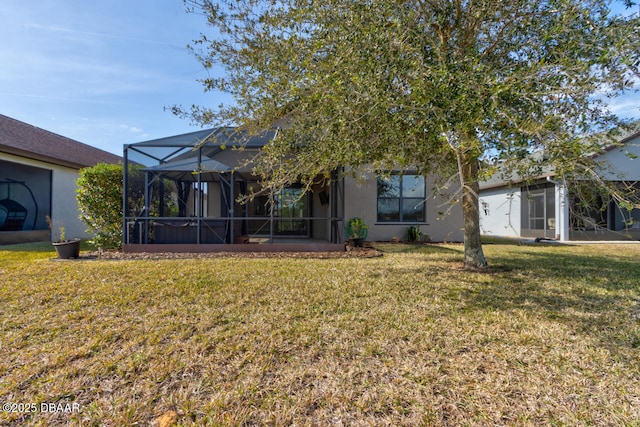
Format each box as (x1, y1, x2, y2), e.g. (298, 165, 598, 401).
(122, 128, 345, 252)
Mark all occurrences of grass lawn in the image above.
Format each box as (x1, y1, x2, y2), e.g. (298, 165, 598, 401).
(1, 242, 639, 426)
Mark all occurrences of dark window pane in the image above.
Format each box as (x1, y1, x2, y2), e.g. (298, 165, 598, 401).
(377, 198, 400, 221)
(402, 198, 425, 221)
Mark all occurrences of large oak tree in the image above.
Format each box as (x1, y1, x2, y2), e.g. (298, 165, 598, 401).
(179, 0, 638, 268)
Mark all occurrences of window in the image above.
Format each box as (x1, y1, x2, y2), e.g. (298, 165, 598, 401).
(0, 160, 51, 231)
(377, 174, 425, 222)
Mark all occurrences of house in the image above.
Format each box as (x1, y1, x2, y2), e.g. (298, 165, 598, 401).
(0, 114, 121, 244)
(479, 122, 640, 241)
(122, 128, 463, 252)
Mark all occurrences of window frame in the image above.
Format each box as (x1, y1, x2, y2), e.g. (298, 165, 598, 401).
(376, 173, 426, 223)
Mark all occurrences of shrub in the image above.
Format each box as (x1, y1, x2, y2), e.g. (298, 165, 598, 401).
(406, 225, 421, 243)
(76, 163, 123, 249)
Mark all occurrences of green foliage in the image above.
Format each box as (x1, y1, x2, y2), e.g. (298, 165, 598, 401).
(346, 217, 368, 240)
(406, 225, 422, 243)
(180, 0, 638, 268)
(76, 163, 123, 249)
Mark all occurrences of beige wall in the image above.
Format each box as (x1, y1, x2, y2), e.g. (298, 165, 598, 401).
(343, 172, 463, 242)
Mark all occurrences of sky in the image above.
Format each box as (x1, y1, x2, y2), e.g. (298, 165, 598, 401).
(1, 1, 638, 157)
(0, 0, 221, 156)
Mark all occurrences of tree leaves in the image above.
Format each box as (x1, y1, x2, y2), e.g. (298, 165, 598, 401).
(180, 0, 638, 267)
(76, 163, 124, 249)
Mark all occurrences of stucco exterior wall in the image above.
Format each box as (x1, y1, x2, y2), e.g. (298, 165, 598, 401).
(51, 166, 87, 240)
(479, 187, 521, 238)
(1, 152, 89, 241)
(343, 172, 463, 242)
(596, 133, 640, 181)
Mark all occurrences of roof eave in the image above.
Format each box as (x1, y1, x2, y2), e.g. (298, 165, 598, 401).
(0, 145, 90, 169)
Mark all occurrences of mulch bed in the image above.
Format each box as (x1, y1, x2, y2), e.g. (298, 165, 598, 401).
(83, 244, 382, 260)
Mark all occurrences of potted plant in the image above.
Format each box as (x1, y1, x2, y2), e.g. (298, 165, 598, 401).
(47, 216, 81, 259)
(346, 217, 368, 247)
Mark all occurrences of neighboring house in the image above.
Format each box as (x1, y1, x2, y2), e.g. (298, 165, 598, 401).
(479, 122, 640, 241)
(122, 128, 463, 252)
(0, 114, 121, 244)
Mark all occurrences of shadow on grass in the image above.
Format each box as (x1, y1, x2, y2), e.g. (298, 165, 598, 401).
(481, 235, 529, 245)
(460, 249, 640, 355)
(0, 241, 94, 252)
(0, 241, 55, 252)
(0, 241, 95, 262)
(373, 242, 462, 255)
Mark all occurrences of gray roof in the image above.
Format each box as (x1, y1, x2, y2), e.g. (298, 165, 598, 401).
(0, 114, 121, 168)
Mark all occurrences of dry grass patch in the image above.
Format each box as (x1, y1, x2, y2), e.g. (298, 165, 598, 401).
(0, 243, 638, 425)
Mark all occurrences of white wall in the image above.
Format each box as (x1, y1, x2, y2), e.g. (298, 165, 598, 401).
(596, 133, 640, 181)
(1, 152, 89, 240)
(343, 172, 464, 242)
(479, 187, 521, 238)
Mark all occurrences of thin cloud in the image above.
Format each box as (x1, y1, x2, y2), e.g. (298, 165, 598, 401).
(0, 92, 138, 106)
(607, 97, 640, 118)
(24, 23, 185, 49)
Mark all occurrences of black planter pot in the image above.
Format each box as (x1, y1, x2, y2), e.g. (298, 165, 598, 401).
(350, 237, 365, 248)
(53, 239, 81, 259)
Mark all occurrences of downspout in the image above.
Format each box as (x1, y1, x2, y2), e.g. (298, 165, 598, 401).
(547, 176, 569, 241)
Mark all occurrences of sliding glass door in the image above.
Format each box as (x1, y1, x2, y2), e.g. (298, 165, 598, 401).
(274, 187, 310, 236)
(244, 186, 310, 237)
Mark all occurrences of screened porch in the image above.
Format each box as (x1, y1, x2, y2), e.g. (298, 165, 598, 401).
(122, 128, 345, 252)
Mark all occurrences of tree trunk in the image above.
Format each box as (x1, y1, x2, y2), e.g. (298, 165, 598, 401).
(460, 152, 488, 269)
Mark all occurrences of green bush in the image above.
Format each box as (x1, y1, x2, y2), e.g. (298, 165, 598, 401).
(406, 225, 421, 243)
(76, 163, 123, 249)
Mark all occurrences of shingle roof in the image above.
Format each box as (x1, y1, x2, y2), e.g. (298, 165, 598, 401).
(480, 120, 640, 190)
(0, 114, 121, 169)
